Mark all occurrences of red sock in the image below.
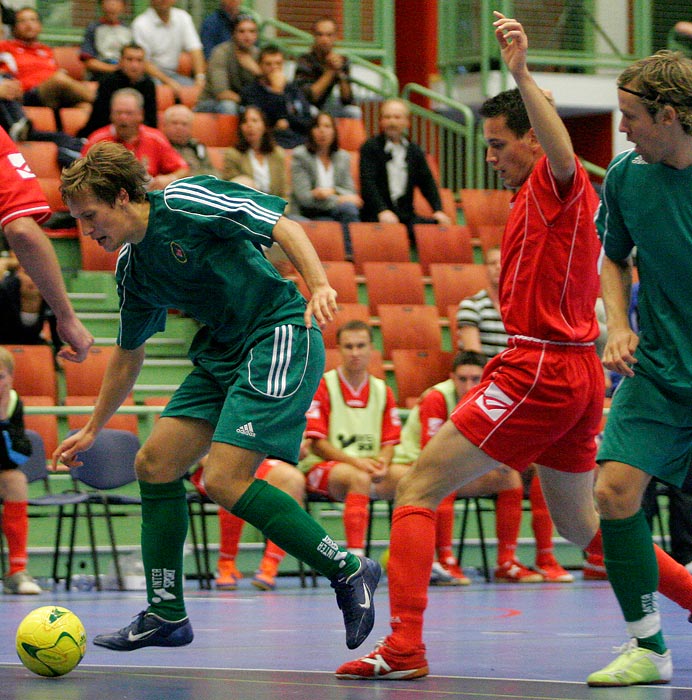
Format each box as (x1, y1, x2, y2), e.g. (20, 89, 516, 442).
(587, 529, 692, 611)
(2, 501, 28, 575)
(263, 539, 286, 565)
(435, 492, 456, 561)
(495, 487, 523, 564)
(529, 477, 554, 561)
(218, 508, 244, 560)
(343, 493, 370, 551)
(388, 506, 435, 650)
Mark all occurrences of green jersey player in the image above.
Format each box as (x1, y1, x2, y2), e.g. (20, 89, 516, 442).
(54, 141, 381, 653)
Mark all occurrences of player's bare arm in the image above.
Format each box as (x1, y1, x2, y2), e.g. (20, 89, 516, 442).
(493, 11, 575, 183)
(272, 216, 338, 328)
(53, 345, 145, 468)
(600, 255, 638, 376)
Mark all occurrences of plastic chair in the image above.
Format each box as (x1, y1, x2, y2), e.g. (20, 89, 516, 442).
(459, 188, 513, 238)
(190, 113, 238, 147)
(335, 117, 367, 151)
(324, 347, 385, 378)
(207, 146, 225, 172)
(320, 302, 371, 348)
(301, 220, 347, 261)
(376, 304, 442, 359)
(18, 142, 60, 178)
(53, 46, 85, 80)
(65, 395, 139, 435)
(429, 263, 487, 315)
(2, 345, 58, 402)
(362, 261, 425, 314)
(58, 107, 90, 136)
(349, 222, 410, 273)
(155, 84, 176, 111)
(22, 396, 59, 457)
(476, 224, 505, 256)
(413, 224, 474, 274)
(24, 106, 57, 132)
(296, 261, 359, 306)
(63, 345, 114, 396)
(70, 429, 142, 591)
(413, 187, 458, 223)
(391, 348, 454, 407)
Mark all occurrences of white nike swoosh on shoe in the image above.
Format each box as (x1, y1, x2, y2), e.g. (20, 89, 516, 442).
(127, 628, 158, 642)
(358, 582, 371, 610)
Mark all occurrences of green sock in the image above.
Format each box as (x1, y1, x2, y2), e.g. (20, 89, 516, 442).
(139, 479, 188, 621)
(601, 510, 666, 654)
(232, 479, 359, 579)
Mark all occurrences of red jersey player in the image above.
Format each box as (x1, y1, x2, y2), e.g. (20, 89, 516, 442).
(336, 12, 692, 681)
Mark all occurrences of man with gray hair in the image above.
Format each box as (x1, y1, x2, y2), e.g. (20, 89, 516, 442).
(162, 104, 217, 176)
(82, 87, 189, 189)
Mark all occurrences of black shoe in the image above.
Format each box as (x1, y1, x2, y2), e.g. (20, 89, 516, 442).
(331, 556, 381, 649)
(93, 610, 193, 651)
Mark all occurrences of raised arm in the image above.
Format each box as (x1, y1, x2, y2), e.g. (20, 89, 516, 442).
(493, 11, 575, 183)
(271, 216, 338, 328)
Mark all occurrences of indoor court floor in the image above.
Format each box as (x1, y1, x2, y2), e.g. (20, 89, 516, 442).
(1, 574, 692, 700)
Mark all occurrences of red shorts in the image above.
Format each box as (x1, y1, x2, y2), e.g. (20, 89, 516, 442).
(305, 461, 339, 497)
(451, 338, 604, 473)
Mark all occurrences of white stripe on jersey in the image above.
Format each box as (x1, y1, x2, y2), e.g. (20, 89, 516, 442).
(164, 180, 280, 226)
(267, 325, 294, 397)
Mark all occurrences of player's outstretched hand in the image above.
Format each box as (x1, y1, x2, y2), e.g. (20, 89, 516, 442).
(52, 428, 97, 471)
(602, 328, 639, 377)
(305, 283, 338, 328)
(493, 11, 528, 76)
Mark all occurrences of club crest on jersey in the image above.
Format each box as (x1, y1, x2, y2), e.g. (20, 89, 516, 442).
(170, 241, 188, 263)
(475, 381, 514, 421)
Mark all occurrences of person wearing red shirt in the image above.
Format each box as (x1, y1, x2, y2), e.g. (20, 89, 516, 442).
(303, 320, 403, 557)
(337, 12, 692, 682)
(82, 87, 189, 189)
(0, 7, 94, 109)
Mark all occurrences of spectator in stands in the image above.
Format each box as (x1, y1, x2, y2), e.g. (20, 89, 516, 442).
(191, 448, 307, 592)
(78, 43, 157, 138)
(131, 0, 206, 102)
(0, 74, 30, 140)
(359, 98, 451, 242)
(0, 7, 95, 110)
(391, 350, 569, 585)
(240, 44, 313, 149)
(290, 111, 361, 254)
(457, 246, 601, 581)
(195, 14, 259, 116)
(200, 0, 242, 61)
(0, 250, 60, 351)
(161, 104, 218, 176)
(0, 346, 41, 595)
(301, 320, 405, 558)
(222, 105, 288, 200)
(79, 0, 133, 79)
(82, 87, 189, 189)
(294, 17, 360, 119)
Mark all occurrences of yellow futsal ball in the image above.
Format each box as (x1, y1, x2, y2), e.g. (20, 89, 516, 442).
(380, 547, 390, 573)
(16, 606, 86, 677)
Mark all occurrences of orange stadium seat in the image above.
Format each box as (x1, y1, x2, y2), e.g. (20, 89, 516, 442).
(295, 261, 359, 305)
(459, 188, 512, 238)
(63, 346, 114, 396)
(2, 345, 58, 402)
(413, 224, 474, 274)
(22, 395, 59, 457)
(349, 222, 410, 273)
(301, 220, 347, 261)
(392, 348, 454, 407)
(429, 263, 487, 315)
(320, 302, 370, 348)
(476, 224, 505, 257)
(362, 261, 425, 314)
(65, 395, 138, 434)
(24, 107, 56, 132)
(19, 142, 60, 179)
(377, 304, 442, 359)
(53, 46, 85, 81)
(335, 118, 367, 151)
(59, 107, 90, 136)
(190, 113, 238, 147)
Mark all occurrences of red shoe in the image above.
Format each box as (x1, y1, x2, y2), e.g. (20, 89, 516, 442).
(583, 553, 608, 580)
(439, 556, 471, 585)
(215, 559, 242, 590)
(534, 555, 574, 583)
(335, 638, 429, 680)
(494, 559, 544, 583)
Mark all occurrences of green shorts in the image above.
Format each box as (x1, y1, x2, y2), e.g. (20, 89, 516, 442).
(597, 371, 692, 487)
(162, 324, 325, 464)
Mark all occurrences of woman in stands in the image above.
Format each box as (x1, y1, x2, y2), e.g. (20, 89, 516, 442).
(221, 106, 288, 201)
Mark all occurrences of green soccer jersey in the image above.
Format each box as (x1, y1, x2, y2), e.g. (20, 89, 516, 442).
(115, 176, 308, 360)
(597, 150, 692, 400)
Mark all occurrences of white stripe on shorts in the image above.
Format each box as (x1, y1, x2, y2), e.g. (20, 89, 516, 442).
(267, 325, 294, 396)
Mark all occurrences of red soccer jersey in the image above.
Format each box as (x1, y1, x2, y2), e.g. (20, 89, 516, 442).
(0, 127, 50, 227)
(82, 125, 188, 177)
(0, 39, 58, 91)
(305, 368, 401, 446)
(418, 388, 449, 448)
(499, 155, 601, 343)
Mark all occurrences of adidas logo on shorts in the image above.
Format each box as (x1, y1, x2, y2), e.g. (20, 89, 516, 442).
(236, 422, 256, 437)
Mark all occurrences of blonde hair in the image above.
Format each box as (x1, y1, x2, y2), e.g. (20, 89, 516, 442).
(618, 50, 692, 134)
(0, 347, 15, 375)
(61, 142, 149, 206)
